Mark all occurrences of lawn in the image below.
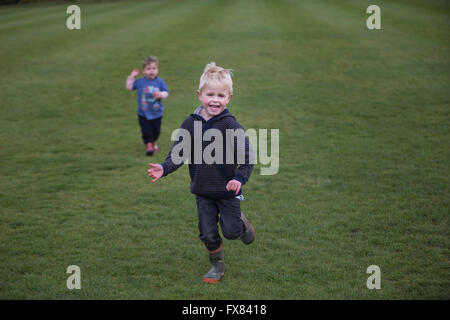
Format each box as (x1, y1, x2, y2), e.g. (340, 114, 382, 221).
(0, 0, 449, 299)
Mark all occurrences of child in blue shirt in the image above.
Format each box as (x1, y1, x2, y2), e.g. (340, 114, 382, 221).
(126, 56, 169, 155)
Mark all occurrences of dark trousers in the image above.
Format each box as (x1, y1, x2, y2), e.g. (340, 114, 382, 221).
(138, 116, 162, 144)
(195, 195, 245, 252)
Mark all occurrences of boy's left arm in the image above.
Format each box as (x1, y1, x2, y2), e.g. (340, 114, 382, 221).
(226, 179, 243, 195)
(153, 79, 169, 99)
(153, 91, 169, 99)
(227, 123, 255, 193)
(234, 140, 254, 185)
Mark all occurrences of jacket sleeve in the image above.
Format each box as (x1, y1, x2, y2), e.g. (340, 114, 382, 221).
(232, 122, 255, 185)
(160, 118, 192, 176)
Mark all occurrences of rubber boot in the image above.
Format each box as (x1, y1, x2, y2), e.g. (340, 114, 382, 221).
(240, 212, 255, 244)
(202, 247, 225, 283)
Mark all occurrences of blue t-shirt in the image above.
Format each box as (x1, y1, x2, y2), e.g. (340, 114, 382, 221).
(132, 76, 169, 120)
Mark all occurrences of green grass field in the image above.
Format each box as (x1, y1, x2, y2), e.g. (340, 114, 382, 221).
(0, 0, 449, 299)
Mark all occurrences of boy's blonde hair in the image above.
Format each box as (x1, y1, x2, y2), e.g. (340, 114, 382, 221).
(199, 62, 233, 93)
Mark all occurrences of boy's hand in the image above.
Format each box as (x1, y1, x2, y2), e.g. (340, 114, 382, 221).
(152, 91, 161, 99)
(226, 179, 242, 195)
(130, 69, 140, 77)
(148, 163, 163, 182)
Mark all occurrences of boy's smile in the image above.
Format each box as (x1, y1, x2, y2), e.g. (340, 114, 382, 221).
(197, 84, 232, 120)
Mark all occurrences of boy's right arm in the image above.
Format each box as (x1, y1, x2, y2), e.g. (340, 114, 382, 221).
(147, 118, 192, 182)
(148, 163, 163, 182)
(126, 69, 140, 90)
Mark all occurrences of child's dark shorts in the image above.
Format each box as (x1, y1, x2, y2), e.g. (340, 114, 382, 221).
(195, 195, 245, 252)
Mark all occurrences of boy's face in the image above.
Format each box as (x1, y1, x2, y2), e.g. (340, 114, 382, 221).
(143, 62, 158, 80)
(197, 84, 232, 118)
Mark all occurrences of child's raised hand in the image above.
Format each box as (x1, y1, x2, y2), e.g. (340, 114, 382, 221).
(226, 179, 242, 195)
(148, 163, 163, 182)
(130, 69, 140, 77)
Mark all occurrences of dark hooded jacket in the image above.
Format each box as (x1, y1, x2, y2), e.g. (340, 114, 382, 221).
(161, 107, 254, 199)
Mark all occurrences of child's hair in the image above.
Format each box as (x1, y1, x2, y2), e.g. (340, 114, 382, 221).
(199, 62, 233, 93)
(142, 56, 158, 68)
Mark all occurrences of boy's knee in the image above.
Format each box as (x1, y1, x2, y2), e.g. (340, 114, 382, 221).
(222, 228, 241, 240)
(200, 234, 222, 252)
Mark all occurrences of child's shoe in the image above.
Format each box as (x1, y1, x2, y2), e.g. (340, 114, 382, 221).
(203, 247, 225, 283)
(240, 212, 255, 244)
(152, 142, 160, 153)
(146, 142, 154, 156)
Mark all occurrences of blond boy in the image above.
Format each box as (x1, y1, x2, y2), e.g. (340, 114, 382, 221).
(148, 62, 255, 283)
